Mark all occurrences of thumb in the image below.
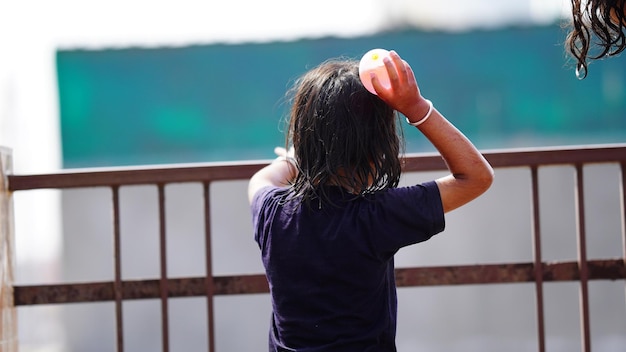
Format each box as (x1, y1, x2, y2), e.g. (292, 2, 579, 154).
(274, 146, 287, 157)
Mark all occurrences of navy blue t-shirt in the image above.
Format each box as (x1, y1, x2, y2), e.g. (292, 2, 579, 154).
(251, 182, 445, 352)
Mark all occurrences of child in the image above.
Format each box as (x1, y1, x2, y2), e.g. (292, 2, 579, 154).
(567, 0, 626, 78)
(248, 50, 494, 351)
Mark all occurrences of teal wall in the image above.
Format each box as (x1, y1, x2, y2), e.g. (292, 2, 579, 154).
(57, 24, 626, 168)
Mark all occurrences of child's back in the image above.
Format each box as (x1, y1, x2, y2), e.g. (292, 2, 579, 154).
(249, 51, 494, 351)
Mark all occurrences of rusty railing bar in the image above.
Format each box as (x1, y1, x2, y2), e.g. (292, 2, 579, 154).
(6, 143, 626, 352)
(112, 186, 124, 352)
(203, 182, 216, 352)
(7, 161, 266, 191)
(158, 184, 170, 352)
(482, 143, 626, 168)
(575, 164, 591, 352)
(621, 162, 626, 307)
(530, 166, 546, 352)
(13, 259, 626, 306)
(8, 144, 626, 191)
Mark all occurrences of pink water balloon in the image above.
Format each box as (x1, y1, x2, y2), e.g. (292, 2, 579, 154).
(358, 48, 391, 95)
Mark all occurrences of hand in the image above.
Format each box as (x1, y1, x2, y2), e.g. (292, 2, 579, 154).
(274, 146, 294, 159)
(272, 146, 297, 171)
(370, 50, 432, 122)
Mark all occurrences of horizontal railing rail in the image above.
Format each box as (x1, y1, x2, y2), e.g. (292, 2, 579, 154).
(9, 143, 626, 190)
(12, 259, 626, 306)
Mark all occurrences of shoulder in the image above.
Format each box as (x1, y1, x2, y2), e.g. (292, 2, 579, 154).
(357, 181, 445, 252)
(251, 185, 282, 206)
(250, 185, 295, 215)
(369, 181, 444, 227)
(374, 181, 441, 204)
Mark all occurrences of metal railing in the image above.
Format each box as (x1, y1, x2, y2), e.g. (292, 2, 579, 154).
(4, 144, 626, 352)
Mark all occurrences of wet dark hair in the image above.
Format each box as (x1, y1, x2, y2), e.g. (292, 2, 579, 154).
(284, 58, 402, 206)
(566, 0, 626, 78)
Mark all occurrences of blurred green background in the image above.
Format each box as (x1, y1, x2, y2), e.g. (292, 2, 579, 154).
(57, 24, 626, 168)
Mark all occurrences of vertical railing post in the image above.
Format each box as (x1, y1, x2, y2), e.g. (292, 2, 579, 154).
(0, 147, 17, 351)
(575, 164, 591, 352)
(530, 166, 545, 352)
(203, 182, 216, 352)
(157, 184, 170, 352)
(112, 186, 124, 352)
(620, 162, 626, 310)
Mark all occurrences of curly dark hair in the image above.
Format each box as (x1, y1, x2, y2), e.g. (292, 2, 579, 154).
(566, 0, 626, 78)
(284, 59, 402, 206)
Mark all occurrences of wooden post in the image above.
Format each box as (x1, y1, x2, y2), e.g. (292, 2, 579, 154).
(0, 147, 17, 351)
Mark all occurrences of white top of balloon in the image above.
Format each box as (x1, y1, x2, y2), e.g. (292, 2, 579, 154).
(358, 48, 391, 95)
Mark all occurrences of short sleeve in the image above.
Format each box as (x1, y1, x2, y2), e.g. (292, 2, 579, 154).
(363, 181, 445, 254)
(250, 185, 277, 244)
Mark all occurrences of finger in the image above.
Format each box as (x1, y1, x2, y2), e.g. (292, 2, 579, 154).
(382, 56, 399, 87)
(370, 72, 387, 96)
(389, 51, 408, 82)
(403, 61, 418, 89)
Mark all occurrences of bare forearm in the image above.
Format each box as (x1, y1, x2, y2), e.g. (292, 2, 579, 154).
(416, 108, 489, 177)
(409, 106, 494, 212)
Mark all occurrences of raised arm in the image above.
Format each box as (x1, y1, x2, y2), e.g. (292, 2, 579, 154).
(409, 102, 494, 213)
(372, 51, 494, 213)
